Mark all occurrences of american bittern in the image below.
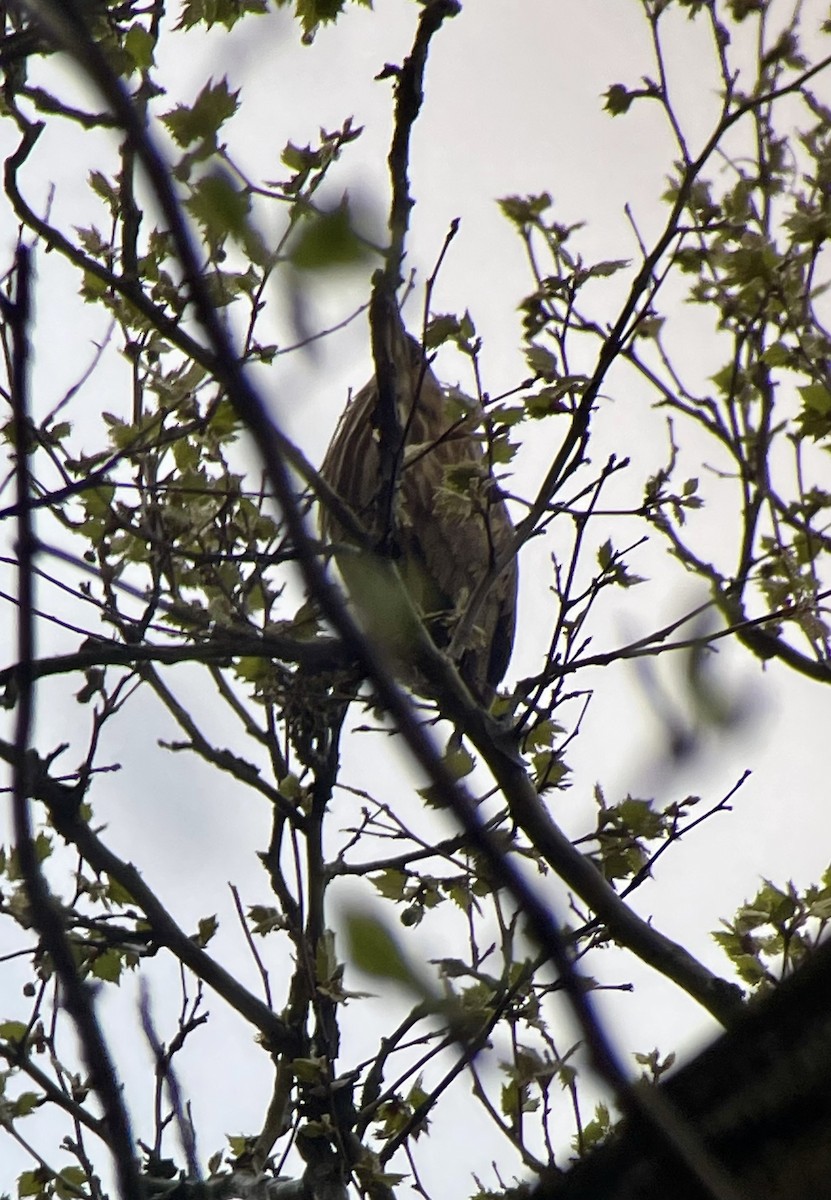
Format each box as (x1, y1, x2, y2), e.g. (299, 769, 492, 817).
(319, 329, 517, 704)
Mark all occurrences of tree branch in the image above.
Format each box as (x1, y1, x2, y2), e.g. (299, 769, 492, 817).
(3, 242, 142, 1200)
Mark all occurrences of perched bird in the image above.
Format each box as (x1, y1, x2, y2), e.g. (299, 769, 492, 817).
(319, 323, 517, 704)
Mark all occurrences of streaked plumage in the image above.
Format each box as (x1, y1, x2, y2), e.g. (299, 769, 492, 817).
(319, 330, 517, 703)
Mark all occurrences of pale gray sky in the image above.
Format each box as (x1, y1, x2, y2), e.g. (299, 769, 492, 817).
(1, 1, 830, 1195)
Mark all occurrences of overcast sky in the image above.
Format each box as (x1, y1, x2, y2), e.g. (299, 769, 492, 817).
(1, 1, 830, 1195)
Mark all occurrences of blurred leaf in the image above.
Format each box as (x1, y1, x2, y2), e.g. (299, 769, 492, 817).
(12, 1092, 39, 1117)
(498, 192, 552, 226)
(7, 834, 52, 882)
(90, 949, 123, 984)
(799, 382, 831, 416)
(289, 201, 370, 270)
(186, 170, 251, 242)
(344, 909, 422, 989)
(291, 1056, 328, 1084)
(177, 0, 268, 28)
(124, 23, 155, 71)
(0, 1021, 28, 1044)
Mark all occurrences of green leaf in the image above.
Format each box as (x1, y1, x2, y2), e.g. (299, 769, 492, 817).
(442, 741, 474, 782)
(371, 869, 409, 902)
(248, 905, 286, 936)
(525, 385, 569, 417)
(186, 170, 251, 241)
(76, 225, 108, 256)
(90, 949, 123, 984)
(80, 485, 115, 521)
(344, 909, 421, 988)
(226, 1133, 252, 1157)
(106, 875, 136, 906)
(209, 399, 242, 441)
(12, 1092, 39, 1117)
(710, 363, 738, 397)
(124, 24, 155, 71)
(282, 140, 318, 172)
(498, 193, 552, 226)
(578, 258, 630, 281)
(163, 78, 240, 148)
(277, 773, 303, 801)
(315, 928, 339, 985)
(195, 915, 218, 947)
(574, 1101, 613, 1153)
(616, 797, 662, 838)
(760, 341, 791, 366)
(88, 170, 118, 211)
(798, 382, 831, 416)
(55, 1167, 88, 1200)
(727, 0, 765, 18)
(177, 0, 268, 30)
(289, 202, 369, 270)
(532, 749, 569, 792)
(291, 0, 367, 40)
(81, 269, 109, 300)
(525, 344, 558, 381)
(0, 1021, 28, 1044)
(7, 833, 52, 881)
(290, 1056, 328, 1084)
(18, 1170, 50, 1198)
(425, 313, 461, 347)
(47, 421, 72, 442)
(635, 314, 664, 339)
(604, 84, 634, 115)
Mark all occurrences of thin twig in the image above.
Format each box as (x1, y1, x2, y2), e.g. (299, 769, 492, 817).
(4, 241, 141, 1199)
(229, 883, 273, 1008)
